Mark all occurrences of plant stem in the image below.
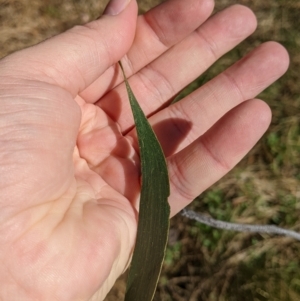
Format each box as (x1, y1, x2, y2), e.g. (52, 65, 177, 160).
(181, 208, 300, 241)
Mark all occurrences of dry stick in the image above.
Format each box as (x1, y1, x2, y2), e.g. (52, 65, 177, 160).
(181, 208, 300, 241)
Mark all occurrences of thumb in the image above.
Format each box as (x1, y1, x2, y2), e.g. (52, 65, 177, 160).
(1, 0, 138, 96)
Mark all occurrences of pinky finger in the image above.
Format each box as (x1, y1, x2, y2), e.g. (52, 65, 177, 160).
(167, 99, 271, 216)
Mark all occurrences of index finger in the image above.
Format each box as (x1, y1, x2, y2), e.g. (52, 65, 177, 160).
(80, 0, 214, 102)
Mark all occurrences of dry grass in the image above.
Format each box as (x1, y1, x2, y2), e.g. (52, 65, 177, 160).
(0, 0, 299, 300)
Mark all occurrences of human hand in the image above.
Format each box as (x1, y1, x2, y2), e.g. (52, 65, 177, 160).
(0, 0, 289, 300)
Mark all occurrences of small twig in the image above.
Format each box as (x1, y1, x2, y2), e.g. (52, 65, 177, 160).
(181, 208, 300, 241)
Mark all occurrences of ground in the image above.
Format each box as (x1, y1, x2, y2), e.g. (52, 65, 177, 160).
(0, 0, 299, 300)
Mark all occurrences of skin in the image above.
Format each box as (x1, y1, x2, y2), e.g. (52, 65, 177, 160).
(0, 0, 289, 300)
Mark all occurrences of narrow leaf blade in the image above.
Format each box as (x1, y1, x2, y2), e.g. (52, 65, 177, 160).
(119, 62, 170, 301)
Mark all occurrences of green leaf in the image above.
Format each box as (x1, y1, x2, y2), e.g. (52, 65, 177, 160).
(119, 62, 170, 301)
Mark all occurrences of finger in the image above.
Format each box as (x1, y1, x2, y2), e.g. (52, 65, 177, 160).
(147, 41, 289, 157)
(99, 5, 258, 131)
(80, 0, 214, 102)
(167, 99, 272, 216)
(0, 0, 138, 97)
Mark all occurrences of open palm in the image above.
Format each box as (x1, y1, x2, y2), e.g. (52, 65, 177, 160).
(0, 0, 289, 300)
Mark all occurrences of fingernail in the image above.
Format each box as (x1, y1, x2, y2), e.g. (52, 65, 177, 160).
(103, 0, 131, 16)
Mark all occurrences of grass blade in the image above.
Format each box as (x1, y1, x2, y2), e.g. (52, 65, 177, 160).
(119, 62, 170, 301)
